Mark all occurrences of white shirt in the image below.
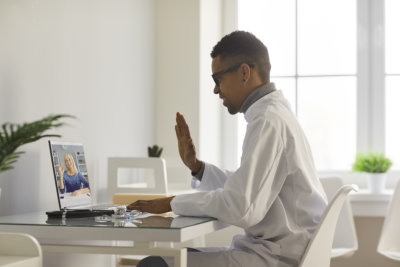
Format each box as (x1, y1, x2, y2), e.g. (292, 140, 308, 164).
(171, 89, 327, 266)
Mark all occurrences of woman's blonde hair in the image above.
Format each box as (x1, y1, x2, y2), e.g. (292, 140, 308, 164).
(64, 153, 78, 174)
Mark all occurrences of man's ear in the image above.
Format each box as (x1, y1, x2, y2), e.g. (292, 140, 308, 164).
(241, 64, 251, 83)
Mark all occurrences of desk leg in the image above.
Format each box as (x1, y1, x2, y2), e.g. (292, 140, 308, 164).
(174, 247, 187, 267)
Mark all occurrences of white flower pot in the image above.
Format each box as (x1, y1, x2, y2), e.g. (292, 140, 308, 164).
(367, 173, 387, 194)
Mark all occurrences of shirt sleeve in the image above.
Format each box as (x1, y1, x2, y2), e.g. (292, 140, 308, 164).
(61, 172, 68, 193)
(171, 117, 287, 228)
(191, 162, 233, 191)
(78, 172, 90, 189)
(59, 172, 65, 193)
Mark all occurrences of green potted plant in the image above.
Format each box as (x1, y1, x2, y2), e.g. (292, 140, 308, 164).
(352, 152, 392, 193)
(0, 114, 73, 198)
(147, 144, 163, 158)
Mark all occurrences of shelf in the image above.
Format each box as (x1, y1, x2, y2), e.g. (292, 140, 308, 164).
(349, 189, 393, 217)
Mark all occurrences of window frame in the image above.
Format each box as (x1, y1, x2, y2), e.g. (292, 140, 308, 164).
(221, 0, 400, 189)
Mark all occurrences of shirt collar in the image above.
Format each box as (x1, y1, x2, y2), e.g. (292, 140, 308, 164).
(239, 82, 277, 114)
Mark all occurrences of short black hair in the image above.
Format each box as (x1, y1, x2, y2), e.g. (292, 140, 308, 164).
(211, 31, 271, 82)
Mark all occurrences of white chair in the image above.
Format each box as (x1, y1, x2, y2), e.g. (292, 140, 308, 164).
(299, 184, 358, 267)
(0, 232, 42, 267)
(108, 157, 171, 266)
(107, 157, 169, 204)
(320, 177, 358, 258)
(377, 180, 400, 261)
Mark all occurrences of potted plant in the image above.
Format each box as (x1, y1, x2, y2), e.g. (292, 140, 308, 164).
(148, 144, 163, 158)
(352, 152, 392, 193)
(0, 114, 73, 199)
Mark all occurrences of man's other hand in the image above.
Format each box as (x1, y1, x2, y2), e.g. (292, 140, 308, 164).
(127, 196, 175, 214)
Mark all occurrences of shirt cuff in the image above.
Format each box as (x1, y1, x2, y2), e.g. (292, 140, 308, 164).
(191, 162, 205, 181)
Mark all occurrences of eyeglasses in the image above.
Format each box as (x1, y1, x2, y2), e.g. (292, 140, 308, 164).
(212, 62, 254, 87)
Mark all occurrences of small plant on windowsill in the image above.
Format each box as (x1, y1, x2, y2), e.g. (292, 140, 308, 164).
(352, 152, 392, 193)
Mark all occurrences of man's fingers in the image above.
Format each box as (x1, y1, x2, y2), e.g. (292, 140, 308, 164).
(175, 124, 184, 139)
(180, 115, 191, 137)
(128, 197, 173, 214)
(127, 204, 161, 214)
(176, 119, 192, 142)
(189, 139, 195, 151)
(128, 200, 150, 210)
(177, 117, 186, 135)
(128, 204, 138, 210)
(128, 204, 146, 212)
(176, 112, 191, 137)
(175, 115, 184, 138)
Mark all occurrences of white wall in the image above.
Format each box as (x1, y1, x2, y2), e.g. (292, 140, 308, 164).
(0, 0, 227, 212)
(155, 0, 224, 187)
(199, 0, 223, 167)
(0, 1, 226, 266)
(155, 0, 201, 186)
(0, 0, 156, 215)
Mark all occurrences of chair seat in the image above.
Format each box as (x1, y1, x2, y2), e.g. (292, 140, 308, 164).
(377, 181, 400, 262)
(331, 248, 357, 258)
(320, 177, 358, 259)
(298, 184, 358, 267)
(0, 256, 41, 267)
(0, 232, 42, 267)
(378, 250, 400, 261)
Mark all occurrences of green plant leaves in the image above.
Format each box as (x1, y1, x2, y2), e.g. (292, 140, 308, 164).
(352, 152, 392, 173)
(148, 144, 163, 158)
(0, 114, 74, 173)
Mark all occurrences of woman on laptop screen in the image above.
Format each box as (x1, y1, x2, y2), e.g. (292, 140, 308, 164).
(58, 153, 90, 196)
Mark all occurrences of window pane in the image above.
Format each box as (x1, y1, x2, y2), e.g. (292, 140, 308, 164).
(297, 0, 356, 75)
(385, 0, 400, 73)
(238, 0, 295, 76)
(297, 77, 356, 170)
(385, 76, 400, 169)
(273, 77, 296, 112)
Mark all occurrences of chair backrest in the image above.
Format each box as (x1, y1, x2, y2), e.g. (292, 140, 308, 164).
(0, 232, 42, 266)
(299, 184, 358, 267)
(107, 157, 168, 202)
(377, 179, 400, 260)
(320, 177, 358, 258)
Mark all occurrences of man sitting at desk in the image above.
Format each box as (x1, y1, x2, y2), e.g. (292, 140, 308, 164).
(128, 30, 327, 267)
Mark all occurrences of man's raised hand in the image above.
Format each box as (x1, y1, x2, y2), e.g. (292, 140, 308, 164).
(175, 112, 202, 173)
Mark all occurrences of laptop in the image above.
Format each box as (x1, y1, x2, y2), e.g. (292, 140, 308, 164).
(48, 140, 118, 211)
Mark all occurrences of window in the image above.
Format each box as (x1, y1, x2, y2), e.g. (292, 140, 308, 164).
(236, 0, 399, 173)
(385, 0, 400, 170)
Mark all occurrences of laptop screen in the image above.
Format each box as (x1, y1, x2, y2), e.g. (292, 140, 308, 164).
(49, 140, 92, 209)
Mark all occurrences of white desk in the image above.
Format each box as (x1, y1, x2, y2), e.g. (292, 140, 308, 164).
(0, 212, 226, 267)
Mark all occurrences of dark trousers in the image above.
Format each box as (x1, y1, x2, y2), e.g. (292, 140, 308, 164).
(136, 248, 200, 267)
